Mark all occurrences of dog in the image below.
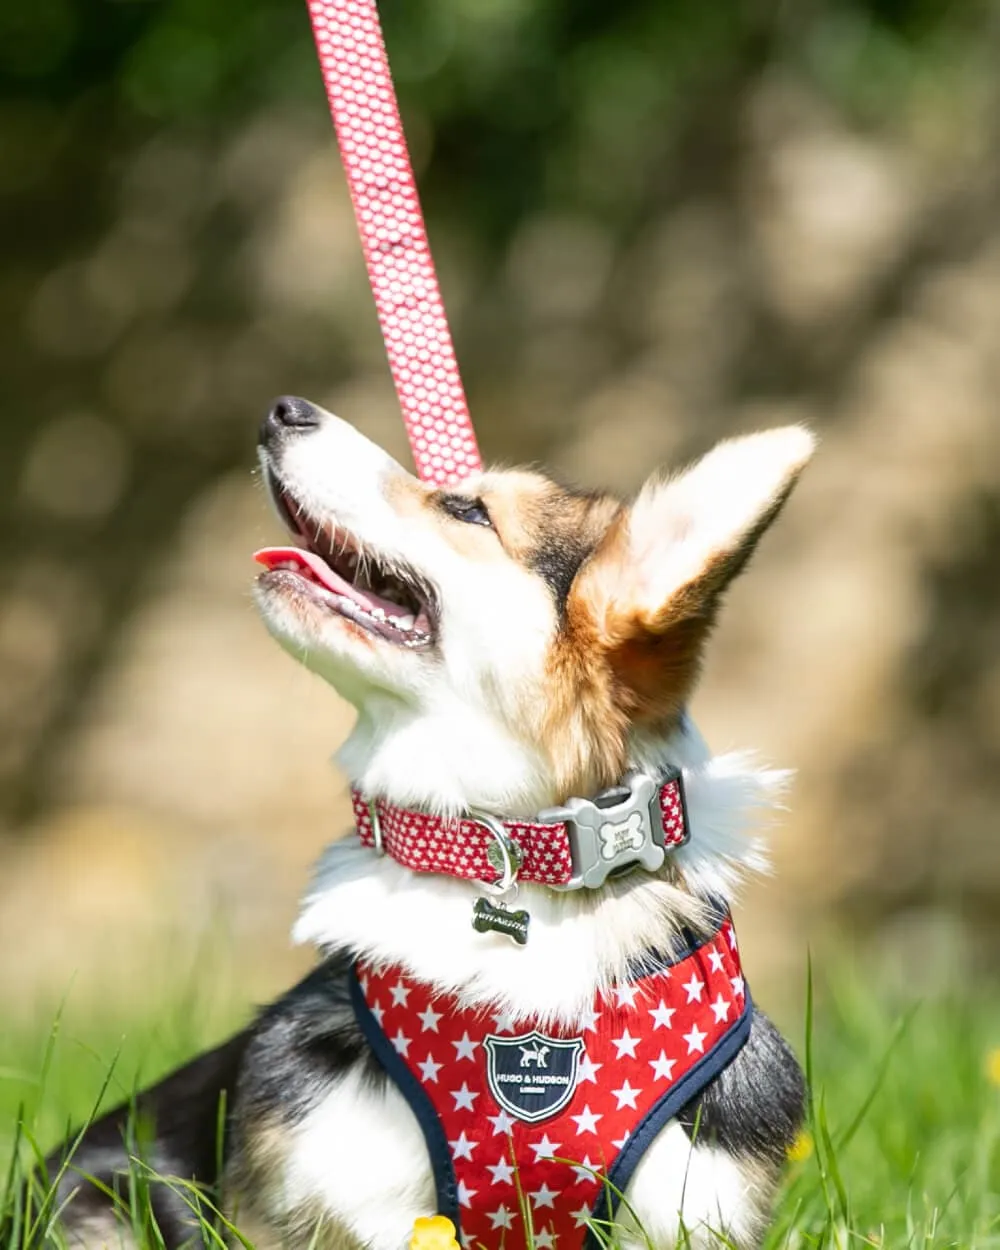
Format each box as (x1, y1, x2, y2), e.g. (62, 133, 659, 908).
(44, 398, 811, 1249)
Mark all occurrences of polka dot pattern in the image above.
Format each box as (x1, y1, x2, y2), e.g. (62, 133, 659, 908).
(307, 0, 482, 485)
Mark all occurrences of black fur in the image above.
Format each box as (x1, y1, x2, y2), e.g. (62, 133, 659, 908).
(529, 540, 595, 614)
(39, 957, 373, 1246)
(678, 1007, 806, 1163)
(233, 955, 383, 1126)
(44, 1031, 249, 1247)
(40, 959, 803, 1246)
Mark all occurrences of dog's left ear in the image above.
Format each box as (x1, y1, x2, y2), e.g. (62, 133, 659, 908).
(569, 426, 815, 720)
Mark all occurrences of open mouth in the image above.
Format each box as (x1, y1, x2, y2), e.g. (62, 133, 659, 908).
(254, 473, 436, 649)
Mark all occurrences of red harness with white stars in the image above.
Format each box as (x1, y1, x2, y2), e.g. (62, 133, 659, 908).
(349, 912, 750, 1250)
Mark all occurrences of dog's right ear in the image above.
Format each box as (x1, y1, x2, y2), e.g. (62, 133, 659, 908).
(568, 426, 815, 723)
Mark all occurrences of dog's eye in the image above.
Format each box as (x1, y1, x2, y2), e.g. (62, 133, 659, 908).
(439, 495, 493, 528)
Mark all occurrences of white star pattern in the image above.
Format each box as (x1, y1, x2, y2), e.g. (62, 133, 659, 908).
(486, 1157, 515, 1185)
(449, 1131, 476, 1161)
(570, 1104, 603, 1135)
(612, 1028, 640, 1058)
(453, 1032, 477, 1061)
(615, 983, 641, 1008)
(649, 1050, 677, 1081)
(612, 1079, 641, 1110)
(731, 974, 745, 998)
(577, 1053, 603, 1084)
(370, 1001, 385, 1026)
(530, 1134, 560, 1162)
(571, 1155, 598, 1183)
(351, 781, 577, 885)
(417, 1054, 442, 1082)
(353, 913, 748, 1249)
(578, 1005, 601, 1032)
(417, 1004, 443, 1032)
(487, 1109, 516, 1136)
(530, 1183, 559, 1209)
(487, 1205, 514, 1230)
(710, 994, 731, 1024)
(451, 1082, 479, 1111)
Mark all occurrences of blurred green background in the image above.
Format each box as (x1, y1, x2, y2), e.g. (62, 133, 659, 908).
(1, 0, 1000, 1036)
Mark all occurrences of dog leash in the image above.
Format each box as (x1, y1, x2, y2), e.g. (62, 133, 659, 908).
(304, 0, 482, 487)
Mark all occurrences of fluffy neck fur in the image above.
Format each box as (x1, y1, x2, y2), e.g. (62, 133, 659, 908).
(295, 709, 787, 1028)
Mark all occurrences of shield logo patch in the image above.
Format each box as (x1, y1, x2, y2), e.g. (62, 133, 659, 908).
(484, 1030, 584, 1124)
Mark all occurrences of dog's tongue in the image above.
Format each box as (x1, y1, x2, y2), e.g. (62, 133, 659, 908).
(254, 546, 349, 597)
(254, 545, 423, 628)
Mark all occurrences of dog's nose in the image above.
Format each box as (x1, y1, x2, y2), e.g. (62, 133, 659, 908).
(260, 396, 321, 444)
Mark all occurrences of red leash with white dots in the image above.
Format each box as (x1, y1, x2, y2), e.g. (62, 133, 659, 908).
(305, 0, 482, 487)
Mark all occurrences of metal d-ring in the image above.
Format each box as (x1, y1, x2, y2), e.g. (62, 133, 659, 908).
(468, 810, 523, 895)
(368, 799, 384, 855)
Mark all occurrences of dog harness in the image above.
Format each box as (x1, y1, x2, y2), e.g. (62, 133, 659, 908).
(350, 910, 751, 1250)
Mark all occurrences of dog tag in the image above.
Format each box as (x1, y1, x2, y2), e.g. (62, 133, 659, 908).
(472, 896, 530, 945)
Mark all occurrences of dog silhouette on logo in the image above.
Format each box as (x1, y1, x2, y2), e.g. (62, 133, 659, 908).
(519, 1042, 550, 1069)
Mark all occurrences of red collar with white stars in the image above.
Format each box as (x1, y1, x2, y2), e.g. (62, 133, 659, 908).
(349, 910, 750, 1250)
(351, 769, 689, 892)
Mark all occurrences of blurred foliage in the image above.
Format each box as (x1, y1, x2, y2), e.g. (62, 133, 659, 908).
(0, 0, 998, 832)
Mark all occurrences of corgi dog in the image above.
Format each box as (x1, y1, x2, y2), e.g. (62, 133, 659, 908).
(47, 398, 811, 1250)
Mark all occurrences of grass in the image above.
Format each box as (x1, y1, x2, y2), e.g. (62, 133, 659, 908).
(3, 959, 1000, 1248)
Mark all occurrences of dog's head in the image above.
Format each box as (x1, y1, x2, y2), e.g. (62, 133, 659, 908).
(255, 398, 813, 807)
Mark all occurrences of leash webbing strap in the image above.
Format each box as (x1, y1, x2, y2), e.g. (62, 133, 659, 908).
(305, 0, 483, 486)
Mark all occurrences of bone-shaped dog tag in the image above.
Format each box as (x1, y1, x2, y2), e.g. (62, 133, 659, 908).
(472, 896, 530, 945)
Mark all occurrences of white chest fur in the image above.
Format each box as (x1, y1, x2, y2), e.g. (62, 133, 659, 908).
(272, 1072, 762, 1250)
(264, 731, 787, 1249)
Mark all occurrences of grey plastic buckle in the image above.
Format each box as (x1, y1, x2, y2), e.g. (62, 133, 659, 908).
(539, 769, 682, 891)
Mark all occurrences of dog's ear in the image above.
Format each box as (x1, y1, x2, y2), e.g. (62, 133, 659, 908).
(568, 426, 815, 722)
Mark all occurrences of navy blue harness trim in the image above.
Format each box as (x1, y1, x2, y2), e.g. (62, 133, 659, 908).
(349, 910, 751, 1247)
(348, 965, 461, 1223)
(586, 989, 754, 1240)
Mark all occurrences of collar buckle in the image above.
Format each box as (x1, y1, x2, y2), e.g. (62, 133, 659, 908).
(539, 768, 687, 891)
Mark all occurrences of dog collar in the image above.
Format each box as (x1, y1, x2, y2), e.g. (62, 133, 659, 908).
(352, 768, 690, 896)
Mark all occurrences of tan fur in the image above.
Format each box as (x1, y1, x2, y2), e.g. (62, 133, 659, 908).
(388, 458, 807, 800)
(387, 469, 631, 798)
(729, 1154, 784, 1247)
(60, 1210, 139, 1250)
(226, 1116, 355, 1250)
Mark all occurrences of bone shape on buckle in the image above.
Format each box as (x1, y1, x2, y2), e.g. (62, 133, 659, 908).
(598, 811, 647, 861)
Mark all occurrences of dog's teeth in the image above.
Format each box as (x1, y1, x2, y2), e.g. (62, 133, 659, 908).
(395, 614, 415, 630)
(371, 607, 386, 620)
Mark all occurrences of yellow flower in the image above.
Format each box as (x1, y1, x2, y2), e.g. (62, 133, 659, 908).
(986, 1048, 1000, 1086)
(411, 1215, 461, 1250)
(787, 1129, 814, 1162)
